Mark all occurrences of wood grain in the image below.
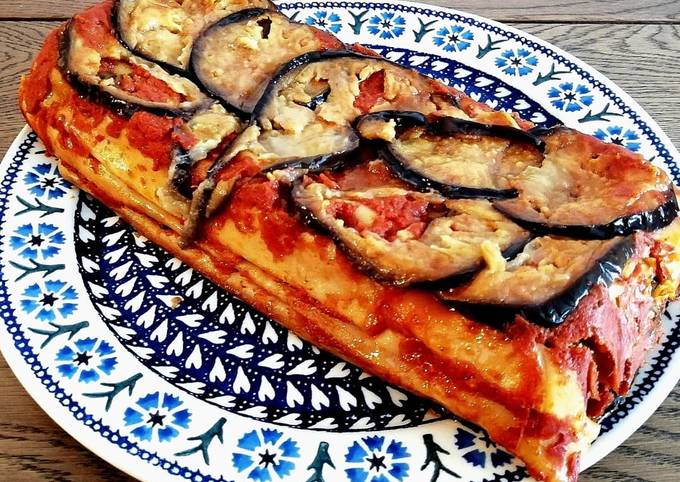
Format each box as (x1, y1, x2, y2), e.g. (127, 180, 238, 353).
(1, 0, 680, 22)
(1, 2, 680, 482)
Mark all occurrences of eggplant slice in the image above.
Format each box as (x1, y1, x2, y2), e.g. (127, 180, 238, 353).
(494, 127, 678, 239)
(169, 104, 243, 196)
(440, 236, 636, 326)
(191, 9, 344, 114)
(291, 175, 530, 286)
(114, 0, 276, 71)
(61, 9, 210, 117)
(182, 51, 467, 240)
(356, 112, 545, 200)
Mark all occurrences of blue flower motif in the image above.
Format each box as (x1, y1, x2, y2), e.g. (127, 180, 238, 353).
(432, 25, 474, 52)
(345, 435, 410, 482)
(10, 223, 64, 261)
(23, 162, 70, 199)
(367, 12, 406, 39)
(548, 82, 594, 112)
(495, 48, 538, 76)
(594, 125, 641, 152)
(124, 392, 191, 442)
(55, 337, 117, 383)
(454, 427, 512, 469)
(232, 428, 300, 481)
(305, 10, 342, 34)
(20, 280, 77, 322)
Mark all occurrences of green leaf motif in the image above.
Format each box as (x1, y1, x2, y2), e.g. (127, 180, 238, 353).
(28, 320, 89, 349)
(306, 441, 335, 482)
(16, 196, 64, 218)
(413, 18, 438, 43)
(83, 373, 143, 411)
(349, 10, 369, 35)
(476, 35, 506, 59)
(175, 417, 227, 464)
(422, 434, 460, 481)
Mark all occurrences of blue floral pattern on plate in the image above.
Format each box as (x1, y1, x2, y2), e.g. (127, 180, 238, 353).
(367, 12, 406, 39)
(56, 337, 117, 383)
(495, 48, 538, 77)
(124, 392, 192, 442)
(345, 436, 410, 482)
(20, 280, 77, 322)
(305, 10, 342, 33)
(0, 1, 678, 481)
(594, 125, 641, 152)
(548, 82, 594, 112)
(10, 223, 64, 261)
(433, 25, 474, 52)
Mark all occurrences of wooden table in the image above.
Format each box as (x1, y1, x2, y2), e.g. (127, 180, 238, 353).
(1, 1, 679, 480)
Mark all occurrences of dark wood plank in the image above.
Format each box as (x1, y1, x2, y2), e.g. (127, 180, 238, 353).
(0, 0, 679, 22)
(0, 20, 58, 156)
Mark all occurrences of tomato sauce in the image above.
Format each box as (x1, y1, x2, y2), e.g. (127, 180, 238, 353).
(223, 178, 309, 260)
(350, 43, 381, 57)
(71, 0, 117, 52)
(99, 59, 183, 104)
(354, 70, 385, 113)
(126, 112, 180, 170)
(313, 29, 344, 51)
(21, 27, 62, 116)
(328, 196, 430, 241)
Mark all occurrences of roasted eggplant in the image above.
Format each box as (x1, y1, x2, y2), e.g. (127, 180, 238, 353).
(61, 4, 211, 117)
(356, 111, 545, 200)
(182, 51, 467, 239)
(190, 8, 344, 114)
(114, 0, 276, 71)
(291, 171, 530, 286)
(247, 51, 468, 170)
(440, 236, 636, 326)
(494, 127, 678, 238)
(169, 104, 243, 196)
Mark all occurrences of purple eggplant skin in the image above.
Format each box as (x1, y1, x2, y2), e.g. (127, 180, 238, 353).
(58, 23, 138, 118)
(380, 145, 519, 200)
(354, 110, 428, 132)
(250, 50, 459, 124)
(169, 145, 194, 198)
(428, 116, 546, 151)
(494, 189, 679, 240)
(414, 237, 532, 291)
(290, 179, 532, 287)
(189, 8, 273, 116)
(250, 50, 360, 123)
(111, 0, 185, 75)
(59, 21, 209, 119)
(355, 112, 545, 200)
(112, 0, 278, 75)
(444, 236, 637, 327)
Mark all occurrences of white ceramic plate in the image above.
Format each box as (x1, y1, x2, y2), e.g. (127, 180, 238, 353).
(2, 1, 680, 481)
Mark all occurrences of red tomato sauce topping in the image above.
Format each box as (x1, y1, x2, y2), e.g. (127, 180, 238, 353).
(312, 29, 344, 51)
(328, 196, 431, 241)
(71, 0, 117, 51)
(223, 178, 309, 259)
(354, 70, 385, 113)
(99, 59, 183, 104)
(126, 112, 182, 170)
